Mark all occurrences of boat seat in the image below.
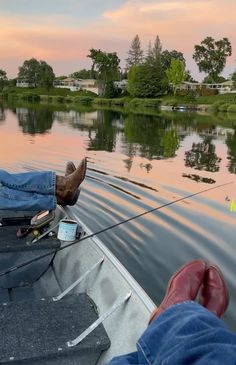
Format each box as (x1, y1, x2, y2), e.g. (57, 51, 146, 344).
(0, 293, 110, 365)
(0, 222, 60, 289)
(0, 286, 35, 303)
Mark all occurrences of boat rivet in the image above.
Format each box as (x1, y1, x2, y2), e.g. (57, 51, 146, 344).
(9, 357, 14, 361)
(58, 347, 62, 351)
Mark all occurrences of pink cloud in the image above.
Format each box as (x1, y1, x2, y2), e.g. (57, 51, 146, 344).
(0, 1, 235, 79)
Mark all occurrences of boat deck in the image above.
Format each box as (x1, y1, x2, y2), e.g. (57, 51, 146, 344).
(0, 207, 156, 364)
(0, 289, 110, 364)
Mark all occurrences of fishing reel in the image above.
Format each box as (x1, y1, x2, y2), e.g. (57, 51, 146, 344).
(16, 210, 55, 244)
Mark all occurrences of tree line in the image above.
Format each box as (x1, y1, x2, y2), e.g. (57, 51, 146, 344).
(0, 35, 235, 98)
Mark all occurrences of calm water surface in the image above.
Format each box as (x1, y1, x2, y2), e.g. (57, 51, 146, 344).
(1, 103, 236, 328)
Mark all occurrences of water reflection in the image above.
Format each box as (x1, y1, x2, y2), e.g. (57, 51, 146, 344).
(124, 114, 179, 159)
(182, 173, 216, 184)
(16, 107, 54, 135)
(0, 105, 6, 124)
(226, 128, 236, 174)
(87, 110, 122, 152)
(184, 136, 221, 172)
(1, 102, 236, 330)
(1, 104, 236, 175)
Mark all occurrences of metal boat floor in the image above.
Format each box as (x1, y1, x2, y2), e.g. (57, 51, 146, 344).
(0, 293, 110, 364)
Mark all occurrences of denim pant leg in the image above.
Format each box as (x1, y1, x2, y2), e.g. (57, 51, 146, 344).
(0, 170, 57, 211)
(138, 302, 236, 365)
(0, 187, 56, 211)
(108, 302, 236, 365)
(0, 170, 56, 194)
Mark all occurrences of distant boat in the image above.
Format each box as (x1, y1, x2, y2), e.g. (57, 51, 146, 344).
(174, 105, 188, 111)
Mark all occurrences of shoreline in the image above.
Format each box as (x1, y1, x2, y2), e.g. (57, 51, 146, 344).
(1, 88, 236, 114)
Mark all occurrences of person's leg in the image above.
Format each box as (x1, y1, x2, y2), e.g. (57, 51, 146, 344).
(107, 351, 139, 365)
(0, 158, 87, 208)
(0, 186, 56, 211)
(138, 301, 236, 365)
(0, 169, 55, 194)
(107, 261, 231, 365)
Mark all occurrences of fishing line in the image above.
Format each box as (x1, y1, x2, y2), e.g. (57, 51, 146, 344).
(0, 180, 233, 278)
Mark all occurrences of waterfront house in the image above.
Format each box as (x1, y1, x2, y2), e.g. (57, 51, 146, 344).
(179, 80, 235, 94)
(16, 79, 36, 88)
(79, 79, 99, 95)
(54, 78, 99, 94)
(54, 77, 80, 92)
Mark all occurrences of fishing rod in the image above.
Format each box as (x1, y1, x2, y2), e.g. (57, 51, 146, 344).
(0, 180, 233, 278)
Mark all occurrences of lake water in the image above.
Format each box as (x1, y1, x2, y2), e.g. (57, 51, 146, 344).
(1, 102, 236, 329)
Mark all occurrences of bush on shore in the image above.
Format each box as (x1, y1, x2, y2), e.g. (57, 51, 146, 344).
(21, 93, 41, 102)
(73, 96, 94, 105)
(227, 105, 236, 113)
(218, 103, 230, 112)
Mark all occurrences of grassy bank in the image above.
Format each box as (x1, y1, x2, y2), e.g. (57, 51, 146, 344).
(93, 93, 236, 113)
(0, 87, 97, 106)
(161, 93, 236, 113)
(1, 87, 236, 113)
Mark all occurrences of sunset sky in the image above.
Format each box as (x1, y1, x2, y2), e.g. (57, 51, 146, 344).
(0, 0, 235, 80)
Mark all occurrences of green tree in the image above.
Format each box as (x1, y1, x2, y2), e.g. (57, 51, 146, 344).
(87, 49, 120, 96)
(232, 71, 236, 89)
(185, 70, 197, 83)
(70, 69, 95, 79)
(128, 36, 166, 98)
(39, 61, 55, 90)
(146, 35, 162, 66)
(152, 35, 162, 62)
(18, 58, 55, 88)
(104, 81, 120, 98)
(87, 49, 102, 78)
(203, 75, 226, 84)
(166, 59, 185, 94)
(161, 50, 186, 71)
(193, 37, 232, 82)
(0, 69, 7, 91)
(126, 35, 143, 70)
(127, 63, 167, 97)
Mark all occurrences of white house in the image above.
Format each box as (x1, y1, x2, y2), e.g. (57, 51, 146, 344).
(54, 78, 99, 94)
(16, 79, 36, 88)
(54, 77, 80, 92)
(179, 80, 235, 94)
(79, 79, 99, 95)
(114, 79, 128, 91)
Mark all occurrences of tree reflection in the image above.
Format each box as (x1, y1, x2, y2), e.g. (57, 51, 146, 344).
(184, 136, 221, 172)
(182, 173, 215, 184)
(0, 105, 6, 124)
(124, 114, 179, 159)
(17, 107, 54, 135)
(87, 110, 120, 152)
(226, 128, 236, 174)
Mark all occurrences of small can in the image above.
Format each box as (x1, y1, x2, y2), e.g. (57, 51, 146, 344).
(57, 219, 78, 241)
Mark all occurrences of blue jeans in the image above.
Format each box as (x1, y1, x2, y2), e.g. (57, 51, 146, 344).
(0, 169, 56, 211)
(108, 301, 236, 365)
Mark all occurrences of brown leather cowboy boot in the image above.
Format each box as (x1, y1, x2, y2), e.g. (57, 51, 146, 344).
(65, 161, 76, 176)
(200, 264, 229, 318)
(149, 260, 206, 323)
(56, 158, 87, 206)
